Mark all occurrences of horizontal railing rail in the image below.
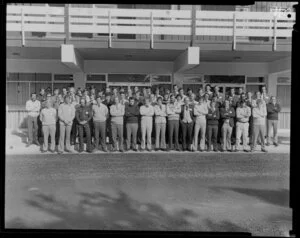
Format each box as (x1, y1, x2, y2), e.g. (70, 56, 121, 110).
(6, 5, 296, 47)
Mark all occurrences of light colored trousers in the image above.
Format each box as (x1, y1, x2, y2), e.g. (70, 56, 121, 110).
(193, 120, 206, 150)
(252, 124, 266, 150)
(235, 122, 249, 150)
(141, 117, 153, 150)
(42, 124, 56, 151)
(59, 123, 72, 152)
(222, 122, 233, 151)
(155, 123, 166, 149)
(267, 119, 278, 144)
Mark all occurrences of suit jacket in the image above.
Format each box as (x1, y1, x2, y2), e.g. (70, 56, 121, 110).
(220, 106, 236, 127)
(180, 104, 194, 122)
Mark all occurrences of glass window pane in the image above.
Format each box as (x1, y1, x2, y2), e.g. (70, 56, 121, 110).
(19, 73, 35, 81)
(184, 76, 203, 83)
(277, 85, 291, 108)
(7, 73, 19, 81)
(36, 73, 51, 82)
(247, 77, 265, 83)
(204, 75, 245, 84)
(53, 83, 74, 93)
(108, 74, 149, 83)
(151, 75, 171, 83)
(6, 82, 30, 106)
(54, 74, 73, 81)
(87, 74, 106, 82)
(86, 83, 106, 92)
(277, 77, 291, 84)
(30, 82, 52, 95)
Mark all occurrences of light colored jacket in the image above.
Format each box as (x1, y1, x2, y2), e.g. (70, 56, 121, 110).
(26, 100, 41, 117)
(40, 107, 57, 125)
(194, 103, 208, 123)
(236, 106, 251, 123)
(252, 105, 267, 125)
(58, 103, 76, 125)
(140, 105, 154, 121)
(154, 104, 167, 124)
(92, 103, 108, 122)
(166, 102, 181, 121)
(110, 104, 125, 124)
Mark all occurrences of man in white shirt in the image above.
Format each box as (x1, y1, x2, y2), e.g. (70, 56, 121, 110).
(58, 95, 76, 153)
(140, 98, 155, 151)
(154, 97, 167, 151)
(92, 96, 109, 152)
(26, 93, 41, 147)
(235, 100, 251, 152)
(40, 100, 57, 152)
(110, 97, 125, 152)
(193, 97, 208, 151)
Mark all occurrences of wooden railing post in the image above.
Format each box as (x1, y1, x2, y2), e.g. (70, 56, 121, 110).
(108, 10, 112, 48)
(21, 7, 25, 46)
(273, 15, 277, 51)
(190, 5, 196, 46)
(232, 12, 236, 50)
(150, 11, 154, 49)
(64, 4, 70, 44)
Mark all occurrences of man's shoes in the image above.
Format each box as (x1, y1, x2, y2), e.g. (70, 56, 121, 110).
(233, 149, 238, 152)
(213, 148, 218, 152)
(176, 148, 180, 152)
(140, 149, 145, 152)
(26, 143, 32, 147)
(244, 149, 250, 153)
(250, 149, 255, 152)
(57, 150, 63, 154)
(155, 148, 160, 152)
(78, 149, 83, 153)
(266, 143, 270, 146)
(41, 149, 47, 153)
(133, 148, 138, 152)
(227, 149, 232, 152)
(220, 148, 224, 152)
(274, 143, 279, 147)
(147, 148, 152, 152)
(207, 148, 211, 152)
(261, 148, 268, 153)
(120, 149, 124, 153)
(86, 150, 93, 153)
(199, 149, 203, 152)
(49, 149, 56, 153)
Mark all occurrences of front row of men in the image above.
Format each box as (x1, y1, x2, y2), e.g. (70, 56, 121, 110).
(28, 93, 280, 153)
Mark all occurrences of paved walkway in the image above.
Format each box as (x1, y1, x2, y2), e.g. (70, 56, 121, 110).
(5, 129, 290, 155)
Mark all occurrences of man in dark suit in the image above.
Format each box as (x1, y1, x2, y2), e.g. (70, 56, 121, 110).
(180, 97, 195, 151)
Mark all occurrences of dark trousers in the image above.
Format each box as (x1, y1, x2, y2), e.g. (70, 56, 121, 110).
(71, 118, 77, 144)
(207, 124, 219, 150)
(55, 120, 60, 145)
(37, 115, 43, 143)
(180, 121, 194, 150)
(77, 123, 92, 151)
(168, 120, 179, 150)
(94, 121, 107, 150)
(27, 115, 38, 144)
(106, 117, 113, 145)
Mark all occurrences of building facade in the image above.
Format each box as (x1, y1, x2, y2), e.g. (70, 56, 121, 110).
(6, 3, 295, 129)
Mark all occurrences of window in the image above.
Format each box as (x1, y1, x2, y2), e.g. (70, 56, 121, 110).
(245, 76, 266, 94)
(6, 73, 52, 106)
(86, 74, 106, 82)
(204, 75, 245, 84)
(277, 85, 291, 108)
(277, 77, 291, 84)
(108, 74, 150, 83)
(151, 75, 171, 83)
(54, 74, 73, 81)
(246, 77, 265, 83)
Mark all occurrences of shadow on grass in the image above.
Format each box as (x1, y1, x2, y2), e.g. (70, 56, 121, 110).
(6, 190, 199, 230)
(210, 187, 289, 207)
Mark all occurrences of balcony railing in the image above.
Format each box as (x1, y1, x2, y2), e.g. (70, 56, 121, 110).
(6, 5, 296, 48)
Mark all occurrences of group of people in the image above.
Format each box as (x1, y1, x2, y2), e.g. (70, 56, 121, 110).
(25, 84, 281, 153)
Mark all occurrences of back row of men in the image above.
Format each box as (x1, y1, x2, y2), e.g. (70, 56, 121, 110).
(25, 84, 281, 153)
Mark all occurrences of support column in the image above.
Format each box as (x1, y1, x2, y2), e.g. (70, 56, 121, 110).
(73, 72, 86, 89)
(61, 44, 84, 72)
(174, 46, 200, 73)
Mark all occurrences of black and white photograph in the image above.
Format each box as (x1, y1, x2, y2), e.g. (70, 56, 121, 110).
(4, 2, 297, 236)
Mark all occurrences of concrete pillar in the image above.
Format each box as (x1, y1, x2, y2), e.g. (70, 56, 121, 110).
(173, 72, 185, 87)
(73, 72, 86, 89)
(267, 73, 277, 97)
